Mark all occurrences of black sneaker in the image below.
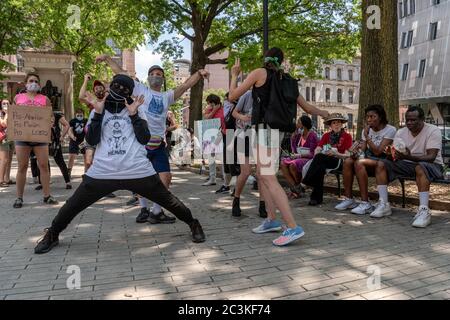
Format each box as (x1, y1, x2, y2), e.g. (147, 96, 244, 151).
(148, 210, 176, 224)
(215, 185, 230, 194)
(232, 197, 241, 217)
(43, 196, 58, 205)
(34, 228, 59, 254)
(259, 201, 268, 218)
(126, 195, 139, 206)
(136, 208, 150, 223)
(105, 193, 116, 198)
(35, 184, 43, 191)
(66, 183, 72, 190)
(189, 219, 206, 243)
(13, 198, 23, 209)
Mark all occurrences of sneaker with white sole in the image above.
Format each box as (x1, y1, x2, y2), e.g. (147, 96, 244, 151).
(412, 206, 431, 228)
(351, 202, 373, 215)
(252, 219, 282, 234)
(272, 226, 305, 246)
(370, 201, 392, 218)
(335, 198, 357, 211)
(202, 179, 216, 186)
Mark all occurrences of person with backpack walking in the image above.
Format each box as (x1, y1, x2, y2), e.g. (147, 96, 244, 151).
(228, 47, 329, 246)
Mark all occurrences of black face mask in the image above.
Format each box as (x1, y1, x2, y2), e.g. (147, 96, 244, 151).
(105, 81, 133, 114)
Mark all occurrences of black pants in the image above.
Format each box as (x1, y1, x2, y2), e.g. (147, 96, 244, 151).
(302, 154, 342, 203)
(51, 174, 194, 234)
(30, 152, 39, 178)
(36, 147, 70, 184)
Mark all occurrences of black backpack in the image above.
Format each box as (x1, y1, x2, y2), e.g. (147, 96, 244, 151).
(252, 69, 299, 133)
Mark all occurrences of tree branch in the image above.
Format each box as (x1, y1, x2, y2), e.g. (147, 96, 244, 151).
(203, 0, 222, 39)
(169, 0, 192, 15)
(206, 57, 228, 64)
(166, 17, 194, 41)
(204, 27, 263, 56)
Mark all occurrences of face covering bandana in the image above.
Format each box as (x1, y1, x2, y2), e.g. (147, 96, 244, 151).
(148, 76, 164, 88)
(26, 83, 41, 92)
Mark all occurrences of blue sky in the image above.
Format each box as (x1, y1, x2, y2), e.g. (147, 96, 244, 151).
(135, 35, 192, 81)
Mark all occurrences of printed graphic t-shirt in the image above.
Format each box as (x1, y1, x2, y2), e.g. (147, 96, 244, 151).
(69, 118, 88, 142)
(85, 108, 156, 179)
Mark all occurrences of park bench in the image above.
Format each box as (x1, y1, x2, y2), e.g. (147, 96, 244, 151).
(330, 170, 450, 208)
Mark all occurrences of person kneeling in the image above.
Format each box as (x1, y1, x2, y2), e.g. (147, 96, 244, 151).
(34, 75, 205, 254)
(371, 106, 444, 228)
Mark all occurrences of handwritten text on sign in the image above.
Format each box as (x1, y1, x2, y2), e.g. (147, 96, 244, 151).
(7, 105, 52, 143)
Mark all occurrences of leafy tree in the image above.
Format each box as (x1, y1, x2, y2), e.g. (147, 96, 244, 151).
(140, 0, 360, 127)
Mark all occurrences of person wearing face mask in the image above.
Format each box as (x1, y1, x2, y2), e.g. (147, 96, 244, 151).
(34, 74, 206, 254)
(96, 55, 210, 224)
(0, 99, 15, 187)
(67, 109, 88, 176)
(280, 116, 319, 199)
(12, 73, 58, 208)
(302, 113, 353, 206)
(79, 74, 116, 198)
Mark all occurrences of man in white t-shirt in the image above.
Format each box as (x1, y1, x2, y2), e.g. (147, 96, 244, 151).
(371, 106, 444, 228)
(96, 55, 209, 224)
(34, 75, 205, 254)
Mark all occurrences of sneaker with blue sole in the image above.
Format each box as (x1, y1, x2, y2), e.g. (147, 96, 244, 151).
(272, 226, 305, 246)
(252, 219, 283, 234)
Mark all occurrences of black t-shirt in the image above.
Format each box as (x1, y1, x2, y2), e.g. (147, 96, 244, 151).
(51, 112, 63, 143)
(69, 117, 87, 142)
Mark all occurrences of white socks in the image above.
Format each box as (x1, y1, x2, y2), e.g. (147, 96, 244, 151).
(377, 185, 389, 203)
(419, 192, 429, 208)
(139, 198, 148, 209)
(152, 203, 162, 214)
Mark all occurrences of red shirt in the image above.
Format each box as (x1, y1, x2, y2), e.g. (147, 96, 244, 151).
(205, 106, 226, 135)
(318, 130, 353, 154)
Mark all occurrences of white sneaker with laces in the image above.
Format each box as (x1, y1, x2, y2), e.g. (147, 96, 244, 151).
(370, 201, 392, 218)
(351, 202, 373, 215)
(412, 206, 431, 228)
(335, 198, 357, 211)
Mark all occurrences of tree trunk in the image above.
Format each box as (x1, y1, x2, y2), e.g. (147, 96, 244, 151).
(188, 37, 207, 129)
(358, 0, 399, 138)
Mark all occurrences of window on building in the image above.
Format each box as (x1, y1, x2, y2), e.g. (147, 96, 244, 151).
(399, 2, 404, 18)
(404, 0, 408, 16)
(433, 0, 441, 5)
(325, 67, 330, 80)
(406, 30, 414, 47)
(418, 59, 426, 78)
(430, 22, 438, 40)
(312, 114, 318, 129)
(337, 68, 342, 80)
(325, 88, 331, 102)
(409, 0, 415, 15)
(349, 89, 354, 104)
(337, 89, 343, 103)
(400, 32, 407, 48)
(401, 63, 409, 80)
(306, 87, 310, 101)
(348, 70, 353, 81)
(311, 87, 316, 102)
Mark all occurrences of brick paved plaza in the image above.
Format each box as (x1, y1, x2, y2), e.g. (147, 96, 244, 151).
(0, 160, 449, 300)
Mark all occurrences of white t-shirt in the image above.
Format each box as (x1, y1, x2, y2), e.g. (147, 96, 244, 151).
(86, 108, 156, 179)
(133, 81, 175, 140)
(361, 124, 397, 147)
(395, 123, 443, 165)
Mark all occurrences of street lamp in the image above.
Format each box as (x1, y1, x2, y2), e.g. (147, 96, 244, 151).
(263, 0, 269, 53)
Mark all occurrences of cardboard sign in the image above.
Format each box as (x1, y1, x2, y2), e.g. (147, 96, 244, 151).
(194, 118, 222, 156)
(7, 105, 52, 143)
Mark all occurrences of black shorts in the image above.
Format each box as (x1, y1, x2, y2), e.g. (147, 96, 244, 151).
(69, 140, 86, 155)
(381, 159, 444, 183)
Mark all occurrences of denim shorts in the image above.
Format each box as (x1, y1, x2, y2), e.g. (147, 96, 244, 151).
(146, 143, 170, 173)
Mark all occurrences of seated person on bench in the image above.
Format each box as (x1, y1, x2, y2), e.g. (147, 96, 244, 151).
(370, 106, 444, 228)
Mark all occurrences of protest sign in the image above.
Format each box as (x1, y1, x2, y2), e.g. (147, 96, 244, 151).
(194, 118, 222, 157)
(7, 105, 52, 143)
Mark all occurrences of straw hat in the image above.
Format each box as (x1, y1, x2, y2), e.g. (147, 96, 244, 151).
(324, 113, 348, 126)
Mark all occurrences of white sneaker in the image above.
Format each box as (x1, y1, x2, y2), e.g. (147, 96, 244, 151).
(202, 179, 216, 186)
(351, 202, 373, 215)
(370, 201, 392, 218)
(335, 198, 357, 211)
(412, 206, 431, 228)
